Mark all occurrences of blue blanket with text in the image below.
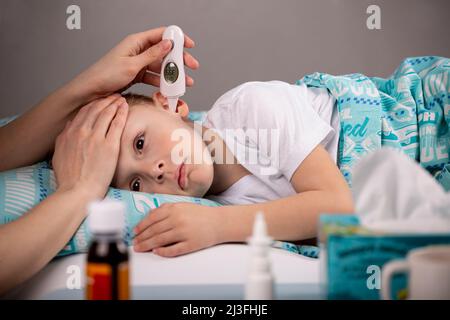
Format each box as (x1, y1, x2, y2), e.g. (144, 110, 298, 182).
(297, 56, 450, 191)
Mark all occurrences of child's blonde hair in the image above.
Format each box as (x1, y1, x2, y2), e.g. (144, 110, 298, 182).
(122, 93, 154, 107)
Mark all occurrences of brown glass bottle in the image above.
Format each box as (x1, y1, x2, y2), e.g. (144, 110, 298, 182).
(86, 199, 129, 300)
(86, 233, 129, 300)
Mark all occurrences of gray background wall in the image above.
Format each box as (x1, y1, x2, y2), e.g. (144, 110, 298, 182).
(0, 0, 449, 117)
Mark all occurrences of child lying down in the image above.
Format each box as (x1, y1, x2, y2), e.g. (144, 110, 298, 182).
(111, 80, 354, 256)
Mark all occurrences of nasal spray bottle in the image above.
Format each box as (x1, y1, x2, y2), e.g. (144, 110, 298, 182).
(86, 199, 129, 300)
(160, 25, 186, 113)
(245, 212, 274, 300)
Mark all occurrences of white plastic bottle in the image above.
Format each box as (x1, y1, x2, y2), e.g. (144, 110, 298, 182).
(245, 212, 274, 300)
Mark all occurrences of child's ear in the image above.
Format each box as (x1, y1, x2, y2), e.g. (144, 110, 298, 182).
(152, 92, 189, 117)
(153, 91, 167, 109)
(152, 91, 189, 118)
(176, 99, 190, 118)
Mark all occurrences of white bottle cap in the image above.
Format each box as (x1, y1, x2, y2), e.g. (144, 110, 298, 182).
(88, 199, 125, 234)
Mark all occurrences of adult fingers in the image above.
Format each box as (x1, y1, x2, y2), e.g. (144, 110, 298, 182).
(105, 101, 128, 144)
(82, 95, 123, 129)
(186, 75, 194, 87)
(183, 34, 195, 49)
(69, 102, 94, 130)
(71, 94, 121, 130)
(131, 27, 166, 51)
(141, 72, 160, 87)
(184, 51, 199, 70)
(132, 27, 195, 51)
(93, 97, 127, 138)
(135, 39, 173, 71)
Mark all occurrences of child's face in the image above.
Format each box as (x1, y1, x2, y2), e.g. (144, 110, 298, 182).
(112, 93, 214, 197)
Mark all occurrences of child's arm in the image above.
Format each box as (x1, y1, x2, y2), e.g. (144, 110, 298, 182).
(133, 145, 353, 257)
(216, 145, 354, 243)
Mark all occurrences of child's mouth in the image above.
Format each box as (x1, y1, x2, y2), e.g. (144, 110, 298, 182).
(177, 162, 186, 190)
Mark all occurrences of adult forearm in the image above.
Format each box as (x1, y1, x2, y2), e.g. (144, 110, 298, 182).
(216, 190, 354, 243)
(0, 79, 91, 171)
(0, 186, 96, 295)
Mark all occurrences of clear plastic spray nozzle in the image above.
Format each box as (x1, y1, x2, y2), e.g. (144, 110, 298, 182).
(248, 212, 272, 246)
(254, 213, 267, 235)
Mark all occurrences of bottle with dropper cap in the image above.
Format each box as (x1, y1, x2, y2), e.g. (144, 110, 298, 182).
(245, 212, 274, 300)
(86, 199, 129, 300)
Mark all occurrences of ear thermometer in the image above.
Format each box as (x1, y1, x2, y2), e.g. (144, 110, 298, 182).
(160, 25, 186, 113)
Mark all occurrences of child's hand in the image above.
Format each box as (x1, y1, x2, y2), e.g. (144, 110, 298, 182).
(133, 203, 222, 257)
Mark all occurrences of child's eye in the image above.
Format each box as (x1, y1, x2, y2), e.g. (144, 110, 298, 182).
(130, 178, 141, 192)
(135, 135, 145, 152)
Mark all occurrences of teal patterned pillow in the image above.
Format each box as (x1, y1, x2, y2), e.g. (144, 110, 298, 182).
(0, 161, 221, 257)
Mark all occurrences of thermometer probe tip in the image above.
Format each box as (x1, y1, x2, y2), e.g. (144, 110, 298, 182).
(168, 98, 178, 113)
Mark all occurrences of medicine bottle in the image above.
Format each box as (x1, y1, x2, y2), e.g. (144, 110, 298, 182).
(86, 199, 129, 300)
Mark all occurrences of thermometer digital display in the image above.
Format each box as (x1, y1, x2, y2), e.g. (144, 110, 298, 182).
(164, 62, 179, 84)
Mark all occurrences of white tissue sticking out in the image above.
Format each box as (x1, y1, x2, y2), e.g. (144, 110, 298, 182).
(168, 98, 178, 113)
(352, 148, 450, 234)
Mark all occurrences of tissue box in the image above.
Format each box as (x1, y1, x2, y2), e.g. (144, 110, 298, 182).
(319, 214, 450, 300)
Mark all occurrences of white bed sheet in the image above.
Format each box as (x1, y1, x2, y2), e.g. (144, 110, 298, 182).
(5, 244, 320, 299)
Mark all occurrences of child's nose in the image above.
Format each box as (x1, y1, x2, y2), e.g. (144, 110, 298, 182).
(151, 160, 165, 183)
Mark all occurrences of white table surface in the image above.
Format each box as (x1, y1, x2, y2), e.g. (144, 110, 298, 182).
(5, 244, 321, 299)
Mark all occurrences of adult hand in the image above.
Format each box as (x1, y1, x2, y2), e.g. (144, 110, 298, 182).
(73, 27, 199, 101)
(52, 95, 128, 200)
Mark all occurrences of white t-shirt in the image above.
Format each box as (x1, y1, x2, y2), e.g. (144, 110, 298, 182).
(203, 81, 339, 205)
